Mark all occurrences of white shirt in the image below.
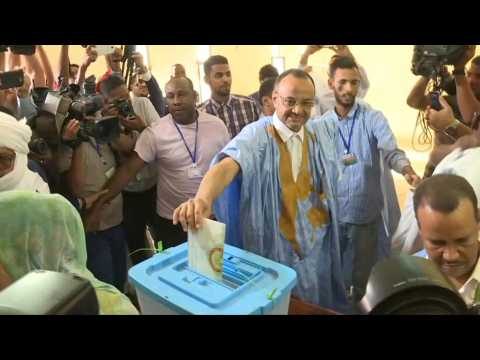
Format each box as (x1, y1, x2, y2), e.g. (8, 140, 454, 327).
(122, 96, 162, 193)
(305, 64, 370, 117)
(135, 111, 230, 219)
(458, 257, 480, 306)
(392, 148, 480, 255)
(272, 114, 304, 182)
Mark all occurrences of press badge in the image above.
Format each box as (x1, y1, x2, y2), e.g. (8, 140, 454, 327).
(187, 164, 202, 179)
(105, 167, 116, 180)
(342, 153, 358, 166)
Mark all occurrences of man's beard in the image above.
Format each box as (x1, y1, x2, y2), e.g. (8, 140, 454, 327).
(216, 86, 231, 97)
(334, 92, 355, 108)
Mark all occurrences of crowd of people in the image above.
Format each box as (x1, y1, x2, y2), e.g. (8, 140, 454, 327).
(1, 44, 479, 314)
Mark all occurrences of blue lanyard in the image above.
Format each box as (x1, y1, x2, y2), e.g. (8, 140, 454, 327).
(87, 138, 102, 158)
(173, 117, 199, 164)
(338, 108, 359, 154)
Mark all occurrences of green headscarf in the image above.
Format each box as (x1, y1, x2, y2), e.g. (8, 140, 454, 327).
(0, 191, 138, 315)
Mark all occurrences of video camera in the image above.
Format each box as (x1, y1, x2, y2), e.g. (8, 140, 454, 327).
(359, 255, 470, 315)
(0, 45, 36, 56)
(0, 270, 99, 315)
(113, 98, 136, 118)
(38, 84, 121, 144)
(411, 45, 469, 108)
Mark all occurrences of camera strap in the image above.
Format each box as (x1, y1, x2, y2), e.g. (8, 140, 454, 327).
(87, 138, 109, 167)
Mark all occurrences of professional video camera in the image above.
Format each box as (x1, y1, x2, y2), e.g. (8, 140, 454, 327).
(412, 45, 469, 107)
(0, 270, 99, 315)
(410, 46, 470, 158)
(39, 85, 121, 144)
(0, 45, 36, 56)
(360, 255, 470, 315)
(114, 98, 136, 118)
(29, 137, 50, 157)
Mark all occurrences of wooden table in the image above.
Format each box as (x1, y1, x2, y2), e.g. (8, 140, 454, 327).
(288, 297, 340, 315)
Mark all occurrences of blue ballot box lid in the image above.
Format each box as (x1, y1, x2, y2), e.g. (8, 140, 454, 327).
(128, 243, 297, 315)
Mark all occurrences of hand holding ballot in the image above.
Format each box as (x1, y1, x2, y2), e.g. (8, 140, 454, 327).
(188, 218, 225, 281)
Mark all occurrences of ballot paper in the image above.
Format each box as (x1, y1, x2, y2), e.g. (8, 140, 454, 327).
(188, 218, 225, 281)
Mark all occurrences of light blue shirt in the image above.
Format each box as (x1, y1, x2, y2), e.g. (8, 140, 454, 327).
(316, 101, 410, 224)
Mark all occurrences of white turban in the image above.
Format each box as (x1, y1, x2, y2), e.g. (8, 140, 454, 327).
(0, 112, 49, 193)
(0, 112, 31, 155)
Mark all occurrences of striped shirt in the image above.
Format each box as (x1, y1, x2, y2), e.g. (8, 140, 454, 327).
(198, 95, 259, 138)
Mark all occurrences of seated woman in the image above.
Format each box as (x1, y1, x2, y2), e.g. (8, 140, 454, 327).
(0, 190, 138, 315)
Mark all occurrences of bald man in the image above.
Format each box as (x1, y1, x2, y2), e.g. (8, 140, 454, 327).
(173, 69, 351, 312)
(95, 77, 230, 249)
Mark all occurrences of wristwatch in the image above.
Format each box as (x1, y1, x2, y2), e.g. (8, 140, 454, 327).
(443, 118, 462, 140)
(452, 67, 466, 76)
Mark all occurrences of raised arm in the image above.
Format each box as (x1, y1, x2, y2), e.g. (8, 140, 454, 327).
(7, 51, 21, 71)
(36, 45, 55, 88)
(299, 45, 323, 68)
(57, 45, 70, 89)
(426, 96, 473, 139)
(22, 49, 46, 88)
(131, 51, 166, 116)
(454, 46, 480, 124)
(406, 76, 431, 110)
(172, 156, 241, 231)
(77, 46, 98, 89)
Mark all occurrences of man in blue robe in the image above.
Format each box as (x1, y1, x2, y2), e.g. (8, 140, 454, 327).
(173, 69, 350, 313)
(312, 56, 421, 303)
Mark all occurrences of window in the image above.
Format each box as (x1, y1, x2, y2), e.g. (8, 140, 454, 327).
(196, 45, 211, 103)
(271, 45, 285, 73)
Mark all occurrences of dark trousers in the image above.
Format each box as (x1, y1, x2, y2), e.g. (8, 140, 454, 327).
(122, 186, 156, 265)
(86, 224, 127, 292)
(339, 219, 380, 303)
(151, 214, 187, 250)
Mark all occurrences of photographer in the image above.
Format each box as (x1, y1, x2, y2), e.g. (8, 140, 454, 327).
(99, 73, 160, 265)
(299, 45, 370, 116)
(56, 114, 127, 291)
(95, 76, 229, 251)
(407, 46, 479, 174)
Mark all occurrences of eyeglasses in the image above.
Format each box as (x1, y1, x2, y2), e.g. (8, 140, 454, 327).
(279, 96, 315, 109)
